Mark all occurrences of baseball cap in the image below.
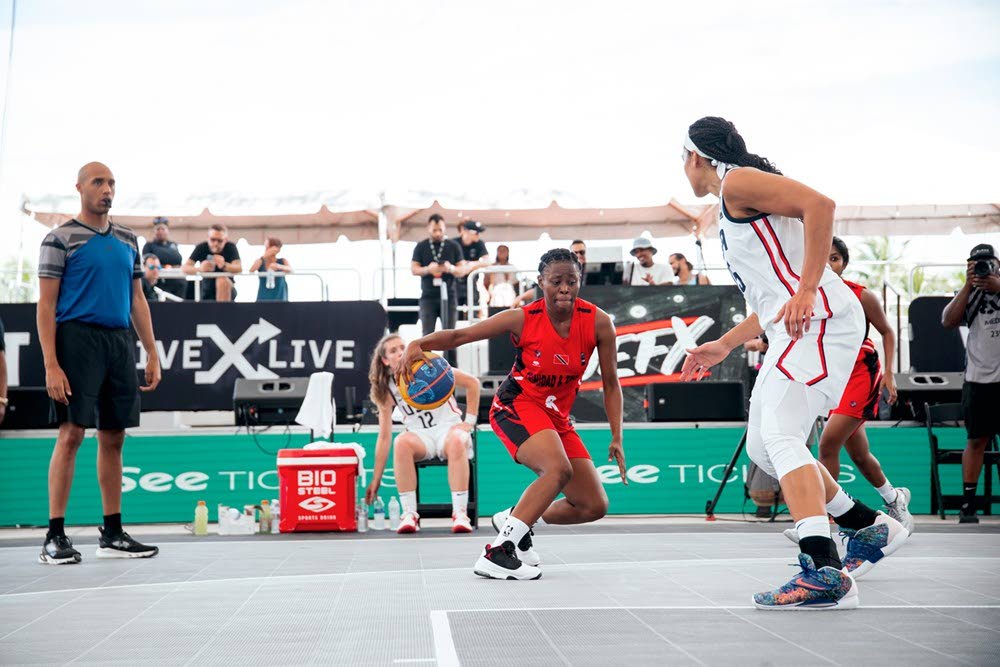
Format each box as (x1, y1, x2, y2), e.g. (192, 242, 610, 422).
(968, 243, 997, 262)
(153, 216, 169, 227)
(461, 220, 486, 233)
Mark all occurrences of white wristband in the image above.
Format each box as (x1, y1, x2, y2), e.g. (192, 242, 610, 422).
(464, 414, 477, 425)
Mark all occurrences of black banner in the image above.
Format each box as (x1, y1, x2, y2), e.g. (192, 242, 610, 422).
(0, 301, 386, 412)
(571, 285, 749, 422)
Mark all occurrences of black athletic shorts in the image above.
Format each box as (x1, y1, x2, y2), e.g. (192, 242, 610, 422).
(50, 320, 140, 430)
(962, 381, 1000, 440)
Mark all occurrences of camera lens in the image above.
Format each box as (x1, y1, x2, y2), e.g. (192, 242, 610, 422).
(973, 260, 991, 277)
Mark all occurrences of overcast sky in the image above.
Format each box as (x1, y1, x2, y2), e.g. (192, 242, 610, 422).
(0, 0, 997, 282)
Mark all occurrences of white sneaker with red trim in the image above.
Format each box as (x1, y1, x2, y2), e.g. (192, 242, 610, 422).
(397, 512, 420, 534)
(451, 512, 473, 533)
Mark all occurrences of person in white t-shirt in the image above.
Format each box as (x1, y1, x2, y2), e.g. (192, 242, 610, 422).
(365, 334, 481, 534)
(629, 237, 674, 285)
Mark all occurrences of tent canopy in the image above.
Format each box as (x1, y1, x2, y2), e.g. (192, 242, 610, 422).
(23, 197, 1000, 245)
(385, 199, 718, 243)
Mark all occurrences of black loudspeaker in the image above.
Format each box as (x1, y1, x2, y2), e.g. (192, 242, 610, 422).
(487, 307, 517, 373)
(645, 382, 746, 422)
(387, 297, 420, 332)
(908, 297, 966, 372)
(891, 371, 964, 422)
(0, 387, 55, 430)
(233, 377, 310, 426)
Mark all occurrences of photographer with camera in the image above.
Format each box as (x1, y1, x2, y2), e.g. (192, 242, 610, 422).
(941, 243, 1000, 523)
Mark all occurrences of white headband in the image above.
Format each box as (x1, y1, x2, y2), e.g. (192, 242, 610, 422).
(684, 134, 736, 179)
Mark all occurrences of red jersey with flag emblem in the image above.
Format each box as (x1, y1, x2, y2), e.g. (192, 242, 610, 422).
(496, 297, 598, 421)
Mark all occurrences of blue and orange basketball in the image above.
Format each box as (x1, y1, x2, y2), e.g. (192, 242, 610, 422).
(397, 352, 456, 410)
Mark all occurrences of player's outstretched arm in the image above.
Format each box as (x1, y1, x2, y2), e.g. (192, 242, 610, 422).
(401, 308, 524, 380)
(861, 288, 898, 405)
(366, 398, 395, 505)
(681, 312, 762, 382)
(596, 310, 626, 484)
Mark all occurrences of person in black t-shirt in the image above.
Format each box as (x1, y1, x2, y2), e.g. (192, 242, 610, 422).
(183, 223, 242, 301)
(140, 217, 186, 298)
(140, 254, 161, 302)
(454, 219, 490, 314)
(411, 215, 465, 353)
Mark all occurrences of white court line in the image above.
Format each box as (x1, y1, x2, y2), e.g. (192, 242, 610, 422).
(430, 610, 460, 667)
(392, 660, 436, 664)
(3, 557, 1000, 599)
(1, 530, 996, 552)
(435, 605, 1000, 612)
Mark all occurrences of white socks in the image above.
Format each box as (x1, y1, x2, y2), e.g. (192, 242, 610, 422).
(796, 515, 832, 541)
(399, 491, 417, 515)
(876, 482, 898, 504)
(494, 515, 530, 549)
(452, 491, 469, 516)
(826, 488, 855, 517)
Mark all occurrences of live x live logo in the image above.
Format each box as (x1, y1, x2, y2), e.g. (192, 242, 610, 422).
(0, 300, 387, 412)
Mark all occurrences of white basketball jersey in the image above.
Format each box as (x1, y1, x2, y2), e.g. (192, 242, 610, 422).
(389, 382, 463, 431)
(718, 171, 841, 326)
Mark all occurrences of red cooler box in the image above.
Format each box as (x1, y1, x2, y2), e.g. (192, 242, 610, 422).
(277, 448, 359, 532)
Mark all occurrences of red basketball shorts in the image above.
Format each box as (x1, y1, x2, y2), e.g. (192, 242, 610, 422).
(830, 347, 882, 421)
(489, 396, 590, 461)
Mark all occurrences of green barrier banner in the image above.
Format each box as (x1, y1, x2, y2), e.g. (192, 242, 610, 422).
(0, 426, 958, 526)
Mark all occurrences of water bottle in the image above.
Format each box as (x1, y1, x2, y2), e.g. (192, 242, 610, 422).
(194, 501, 208, 536)
(259, 500, 271, 534)
(270, 499, 280, 534)
(388, 496, 401, 531)
(373, 496, 385, 531)
(266, 270, 276, 289)
(356, 499, 368, 533)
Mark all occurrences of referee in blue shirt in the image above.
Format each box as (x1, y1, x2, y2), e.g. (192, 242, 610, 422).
(36, 162, 161, 564)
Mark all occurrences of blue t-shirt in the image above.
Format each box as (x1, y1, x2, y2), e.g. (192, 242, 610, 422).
(38, 220, 142, 329)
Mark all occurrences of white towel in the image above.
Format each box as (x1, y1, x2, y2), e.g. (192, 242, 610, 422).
(302, 440, 368, 485)
(295, 372, 335, 438)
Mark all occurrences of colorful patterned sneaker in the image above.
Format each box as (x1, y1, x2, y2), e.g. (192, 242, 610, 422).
(842, 511, 908, 579)
(753, 553, 858, 611)
(885, 487, 914, 534)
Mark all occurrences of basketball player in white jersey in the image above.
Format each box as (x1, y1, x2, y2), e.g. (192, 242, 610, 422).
(679, 117, 908, 610)
(366, 334, 481, 533)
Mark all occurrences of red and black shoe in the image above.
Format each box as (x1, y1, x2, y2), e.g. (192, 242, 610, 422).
(473, 541, 542, 580)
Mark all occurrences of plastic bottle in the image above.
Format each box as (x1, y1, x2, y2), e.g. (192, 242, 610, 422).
(388, 496, 401, 531)
(259, 500, 271, 534)
(357, 499, 368, 533)
(194, 501, 208, 536)
(270, 500, 280, 534)
(373, 496, 385, 531)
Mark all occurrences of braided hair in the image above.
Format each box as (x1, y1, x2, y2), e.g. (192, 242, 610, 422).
(831, 236, 850, 267)
(688, 117, 782, 175)
(538, 247, 582, 276)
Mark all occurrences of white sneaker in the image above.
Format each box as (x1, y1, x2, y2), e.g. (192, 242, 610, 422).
(451, 512, 473, 533)
(492, 506, 542, 566)
(885, 487, 915, 535)
(397, 512, 420, 534)
(474, 541, 542, 580)
(782, 528, 800, 545)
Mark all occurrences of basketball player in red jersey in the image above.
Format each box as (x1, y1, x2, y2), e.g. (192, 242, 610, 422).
(401, 248, 625, 580)
(821, 238, 911, 529)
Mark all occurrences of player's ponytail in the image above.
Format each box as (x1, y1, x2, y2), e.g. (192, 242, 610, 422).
(368, 333, 402, 406)
(688, 116, 782, 176)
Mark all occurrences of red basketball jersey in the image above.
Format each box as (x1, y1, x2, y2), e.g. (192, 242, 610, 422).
(501, 298, 598, 420)
(843, 279, 875, 356)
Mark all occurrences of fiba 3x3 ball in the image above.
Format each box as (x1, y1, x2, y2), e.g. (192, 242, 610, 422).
(397, 352, 456, 410)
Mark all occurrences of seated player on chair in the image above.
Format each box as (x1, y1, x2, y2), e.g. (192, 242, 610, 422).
(365, 334, 481, 534)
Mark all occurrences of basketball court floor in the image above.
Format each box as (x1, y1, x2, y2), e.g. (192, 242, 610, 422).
(1, 518, 997, 666)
